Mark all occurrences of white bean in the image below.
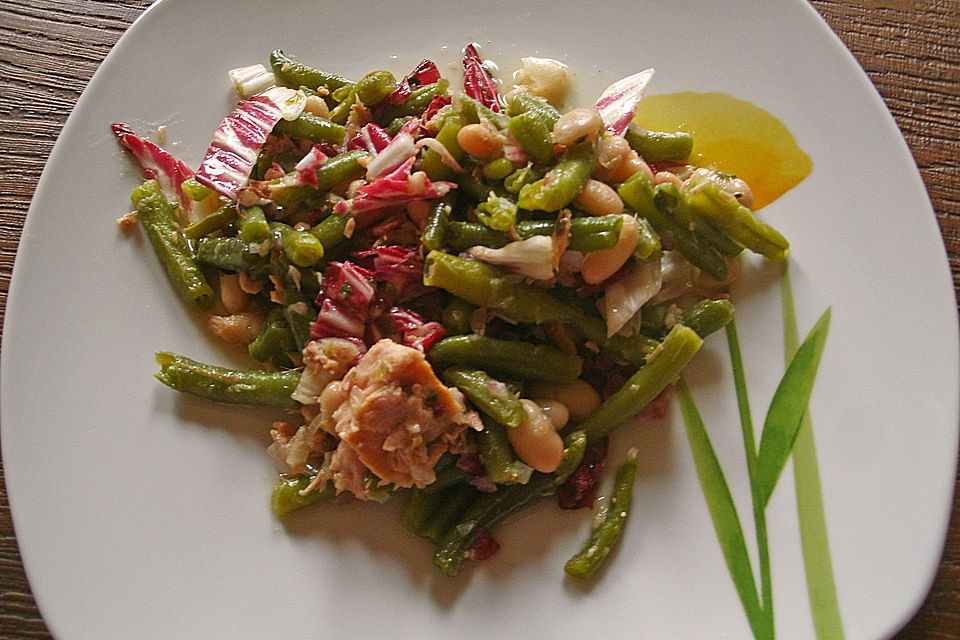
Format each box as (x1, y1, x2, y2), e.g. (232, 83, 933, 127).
(219, 272, 248, 314)
(508, 400, 564, 473)
(527, 379, 601, 421)
(456, 123, 504, 160)
(573, 179, 624, 217)
(552, 108, 603, 147)
(534, 399, 569, 430)
(580, 214, 640, 284)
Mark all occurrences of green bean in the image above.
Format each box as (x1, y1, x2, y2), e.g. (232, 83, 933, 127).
(155, 351, 300, 408)
(238, 205, 272, 243)
(458, 95, 509, 129)
(380, 79, 450, 121)
(433, 431, 587, 576)
(503, 165, 545, 194)
(435, 114, 464, 158)
(271, 222, 324, 267)
(273, 112, 346, 145)
(565, 324, 702, 445)
(478, 415, 527, 484)
(195, 236, 269, 275)
(269, 150, 369, 208)
(564, 451, 640, 578)
(518, 141, 599, 212)
(508, 111, 554, 163)
(423, 251, 657, 365)
(624, 123, 694, 162)
(180, 176, 215, 202)
(441, 297, 475, 335)
(327, 89, 355, 125)
(421, 197, 451, 251)
(476, 194, 518, 231)
(354, 70, 396, 106)
(654, 182, 742, 258)
(417, 485, 481, 542)
(385, 116, 412, 137)
(430, 334, 582, 384)
(482, 157, 515, 181)
(248, 317, 297, 365)
(443, 367, 525, 427)
(445, 215, 622, 253)
(270, 49, 354, 93)
(308, 212, 352, 251)
(686, 180, 789, 260)
(506, 90, 561, 128)
(272, 475, 335, 516)
(618, 173, 729, 281)
(130, 180, 214, 311)
(402, 490, 437, 535)
(282, 288, 317, 351)
(638, 304, 674, 340)
(679, 299, 735, 339)
(422, 463, 472, 494)
(456, 173, 511, 202)
(183, 203, 237, 241)
(633, 216, 662, 262)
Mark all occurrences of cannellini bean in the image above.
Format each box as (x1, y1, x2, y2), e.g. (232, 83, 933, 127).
(512, 57, 569, 105)
(580, 214, 640, 284)
(219, 272, 248, 314)
(653, 171, 684, 191)
(527, 379, 601, 421)
(610, 151, 654, 184)
(207, 311, 265, 346)
(574, 179, 624, 216)
(456, 123, 504, 160)
(552, 108, 603, 147)
(534, 399, 570, 430)
(594, 135, 632, 182)
(508, 400, 564, 473)
(303, 94, 330, 119)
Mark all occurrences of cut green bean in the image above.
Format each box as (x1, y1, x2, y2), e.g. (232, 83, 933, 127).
(624, 123, 694, 162)
(353, 70, 396, 106)
(195, 236, 269, 275)
(434, 431, 586, 576)
(282, 288, 317, 351)
(271, 222, 324, 267)
(619, 172, 729, 281)
(482, 157, 515, 181)
(183, 203, 237, 241)
(417, 485, 481, 542)
(564, 451, 640, 578)
(508, 110, 554, 163)
(506, 90, 561, 128)
(565, 324, 702, 445)
(421, 196, 451, 251)
(478, 415, 528, 484)
(633, 216, 662, 262)
(680, 299, 735, 339)
(443, 367, 525, 427)
(458, 95, 509, 129)
(430, 334, 582, 384)
(180, 176, 215, 202)
(248, 315, 297, 365)
(308, 212, 353, 252)
(686, 179, 789, 260)
(155, 352, 300, 408)
(270, 150, 369, 208)
(441, 297, 475, 335)
(273, 112, 346, 145)
(518, 141, 598, 212)
(272, 475, 335, 516)
(445, 215, 623, 253)
(130, 180, 213, 311)
(654, 182, 742, 258)
(270, 49, 354, 93)
(239, 205, 272, 243)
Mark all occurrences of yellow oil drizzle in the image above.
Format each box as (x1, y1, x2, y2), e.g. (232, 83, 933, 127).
(634, 92, 812, 209)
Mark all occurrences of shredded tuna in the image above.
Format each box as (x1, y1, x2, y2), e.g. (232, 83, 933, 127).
(316, 339, 481, 498)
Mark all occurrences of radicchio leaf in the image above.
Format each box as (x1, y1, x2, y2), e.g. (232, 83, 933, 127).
(382, 60, 441, 106)
(594, 69, 655, 136)
(462, 44, 500, 112)
(112, 123, 194, 214)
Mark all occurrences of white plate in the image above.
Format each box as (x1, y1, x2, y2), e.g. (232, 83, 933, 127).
(3, 1, 956, 638)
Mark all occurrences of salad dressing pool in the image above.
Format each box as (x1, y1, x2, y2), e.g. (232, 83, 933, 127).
(634, 92, 812, 209)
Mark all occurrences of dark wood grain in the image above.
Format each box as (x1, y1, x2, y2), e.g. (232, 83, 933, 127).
(0, 1, 957, 637)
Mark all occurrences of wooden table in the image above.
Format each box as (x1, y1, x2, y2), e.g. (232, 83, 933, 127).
(0, 1, 957, 637)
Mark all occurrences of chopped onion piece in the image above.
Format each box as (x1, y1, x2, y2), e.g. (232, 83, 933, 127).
(228, 64, 276, 98)
(601, 258, 662, 337)
(469, 236, 556, 281)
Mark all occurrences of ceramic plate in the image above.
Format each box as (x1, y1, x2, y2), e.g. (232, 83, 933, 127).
(3, 0, 956, 638)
